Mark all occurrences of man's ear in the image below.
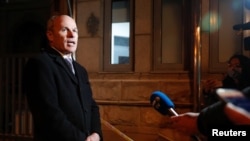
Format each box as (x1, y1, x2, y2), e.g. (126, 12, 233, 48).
(46, 31, 53, 42)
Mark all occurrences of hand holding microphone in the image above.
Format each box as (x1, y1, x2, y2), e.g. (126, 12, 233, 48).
(150, 91, 203, 141)
(150, 91, 178, 116)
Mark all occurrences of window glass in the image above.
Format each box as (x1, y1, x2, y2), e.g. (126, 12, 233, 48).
(162, 0, 182, 64)
(111, 0, 130, 64)
(153, 0, 192, 71)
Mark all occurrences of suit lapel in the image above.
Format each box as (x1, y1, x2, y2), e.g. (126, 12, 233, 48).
(45, 48, 78, 84)
(55, 57, 78, 84)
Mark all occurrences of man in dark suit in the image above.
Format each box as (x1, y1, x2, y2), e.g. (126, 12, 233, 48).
(23, 15, 102, 141)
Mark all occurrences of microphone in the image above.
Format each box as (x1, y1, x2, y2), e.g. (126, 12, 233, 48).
(150, 91, 202, 141)
(150, 91, 178, 116)
(233, 22, 250, 30)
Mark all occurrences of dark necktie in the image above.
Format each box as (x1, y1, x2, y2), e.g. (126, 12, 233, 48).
(64, 57, 75, 74)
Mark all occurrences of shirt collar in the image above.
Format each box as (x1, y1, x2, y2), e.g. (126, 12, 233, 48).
(51, 47, 73, 60)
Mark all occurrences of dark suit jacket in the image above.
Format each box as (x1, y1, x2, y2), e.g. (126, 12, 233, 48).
(23, 47, 102, 141)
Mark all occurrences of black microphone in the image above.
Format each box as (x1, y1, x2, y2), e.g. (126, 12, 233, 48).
(233, 22, 250, 30)
(150, 91, 178, 116)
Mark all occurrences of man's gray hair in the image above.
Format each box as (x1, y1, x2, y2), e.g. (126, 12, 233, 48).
(46, 15, 59, 31)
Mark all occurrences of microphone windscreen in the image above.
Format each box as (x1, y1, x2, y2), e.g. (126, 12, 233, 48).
(150, 91, 175, 115)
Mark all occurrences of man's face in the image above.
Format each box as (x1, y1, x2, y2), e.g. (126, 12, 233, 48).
(47, 15, 78, 54)
(227, 58, 242, 79)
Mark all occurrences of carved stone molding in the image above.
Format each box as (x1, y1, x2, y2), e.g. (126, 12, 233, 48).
(87, 12, 99, 37)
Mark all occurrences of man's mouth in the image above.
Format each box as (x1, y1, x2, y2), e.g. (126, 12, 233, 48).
(67, 40, 76, 44)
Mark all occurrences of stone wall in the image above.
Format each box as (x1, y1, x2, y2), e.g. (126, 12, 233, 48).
(75, 0, 207, 140)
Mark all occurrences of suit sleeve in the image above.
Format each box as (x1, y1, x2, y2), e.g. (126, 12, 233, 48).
(197, 101, 233, 136)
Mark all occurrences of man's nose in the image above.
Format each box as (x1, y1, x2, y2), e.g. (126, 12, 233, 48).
(67, 30, 75, 37)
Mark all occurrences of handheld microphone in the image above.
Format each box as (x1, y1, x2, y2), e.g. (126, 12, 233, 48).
(150, 91, 178, 116)
(150, 91, 202, 141)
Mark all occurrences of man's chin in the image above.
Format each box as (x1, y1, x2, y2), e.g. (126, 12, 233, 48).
(66, 48, 77, 53)
(63, 50, 76, 55)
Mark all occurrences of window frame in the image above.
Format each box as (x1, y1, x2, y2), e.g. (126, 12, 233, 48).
(153, 0, 193, 72)
(103, 0, 134, 72)
(209, 0, 244, 72)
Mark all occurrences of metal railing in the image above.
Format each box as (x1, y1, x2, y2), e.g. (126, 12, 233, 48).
(0, 55, 33, 140)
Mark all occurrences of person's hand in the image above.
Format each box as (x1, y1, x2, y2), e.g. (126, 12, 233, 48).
(224, 103, 250, 125)
(203, 79, 223, 93)
(85, 133, 100, 141)
(170, 112, 200, 135)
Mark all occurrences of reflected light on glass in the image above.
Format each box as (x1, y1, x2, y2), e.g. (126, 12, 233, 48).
(201, 12, 222, 33)
(232, 0, 242, 10)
